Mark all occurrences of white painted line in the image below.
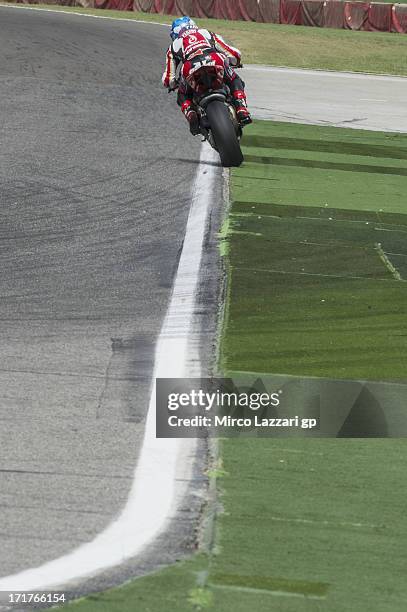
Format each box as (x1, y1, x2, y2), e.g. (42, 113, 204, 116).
(211, 584, 326, 601)
(268, 515, 378, 529)
(244, 64, 407, 81)
(0, 3, 171, 26)
(375, 242, 403, 281)
(234, 265, 391, 282)
(375, 227, 407, 233)
(0, 143, 219, 590)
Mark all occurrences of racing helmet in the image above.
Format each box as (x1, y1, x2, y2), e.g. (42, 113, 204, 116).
(170, 16, 197, 40)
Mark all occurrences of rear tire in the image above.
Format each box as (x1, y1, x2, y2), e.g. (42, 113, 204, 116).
(206, 101, 244, 168)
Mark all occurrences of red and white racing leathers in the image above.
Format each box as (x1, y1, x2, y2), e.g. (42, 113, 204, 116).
(162, 28, 251, 129)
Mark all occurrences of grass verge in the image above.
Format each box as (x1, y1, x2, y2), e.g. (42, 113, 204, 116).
(215, 120, 407, 612)
(66, 122, 407, 611)
(223, 120, 407, 381)
(1, 3, 407, 76)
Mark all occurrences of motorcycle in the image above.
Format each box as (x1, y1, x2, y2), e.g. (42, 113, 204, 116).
(170, 53, 245, 168)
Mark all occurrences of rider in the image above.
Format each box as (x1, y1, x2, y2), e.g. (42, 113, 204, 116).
(162, 16, 252, 135)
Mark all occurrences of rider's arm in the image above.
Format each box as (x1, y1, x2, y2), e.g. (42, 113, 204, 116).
(162, 46, 178, 89)
(211, 32, 242, 66)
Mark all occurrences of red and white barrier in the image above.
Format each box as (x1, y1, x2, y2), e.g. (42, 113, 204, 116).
(8, 0, 407, 33)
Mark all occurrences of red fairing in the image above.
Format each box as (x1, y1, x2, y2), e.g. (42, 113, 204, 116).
(182, 52, 226, 95)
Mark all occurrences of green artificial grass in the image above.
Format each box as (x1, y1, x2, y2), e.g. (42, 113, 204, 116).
(2, 3, 407, 76)
(221, 120, 407, 382)
(212, 437, 407, 612)
(67, 555, 209, 611)
(213, 119, 407, 611)
(208, 120, 407, 612)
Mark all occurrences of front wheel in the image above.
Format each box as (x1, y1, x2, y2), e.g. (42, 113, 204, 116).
(206, 101, 244, 168)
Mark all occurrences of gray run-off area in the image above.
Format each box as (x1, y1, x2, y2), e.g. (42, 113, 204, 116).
(244, 65, 407, 133)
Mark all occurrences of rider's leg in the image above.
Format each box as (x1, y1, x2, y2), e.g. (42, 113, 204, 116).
(225, 70, 252, 126)
(177, 83, 200, 136)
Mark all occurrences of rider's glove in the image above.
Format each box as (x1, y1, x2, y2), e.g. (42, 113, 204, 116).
(229, 56, 242, 68)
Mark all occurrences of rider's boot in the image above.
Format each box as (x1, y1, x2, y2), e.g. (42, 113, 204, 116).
(181, 100, 200, 135)
(232, 90, 253, 126)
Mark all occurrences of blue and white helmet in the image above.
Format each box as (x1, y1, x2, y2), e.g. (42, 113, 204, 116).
(170, 16, 197, 40)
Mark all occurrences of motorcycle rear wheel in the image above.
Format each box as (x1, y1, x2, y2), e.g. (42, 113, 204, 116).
(206, 101, 244, 168)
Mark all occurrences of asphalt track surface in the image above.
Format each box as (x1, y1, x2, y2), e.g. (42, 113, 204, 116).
(244, 65, 407, 133)
(0, 6, 221, 595)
